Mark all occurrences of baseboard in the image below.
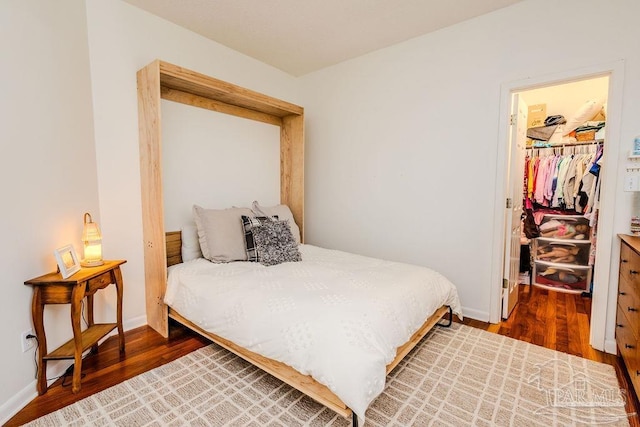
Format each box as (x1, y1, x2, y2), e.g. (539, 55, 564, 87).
(0, 379, 36, 425)
(0, 360, 71, 425)
(460, 306, 490, 323)
(123, 314, 147, 332)
(1, 316, 149, 425)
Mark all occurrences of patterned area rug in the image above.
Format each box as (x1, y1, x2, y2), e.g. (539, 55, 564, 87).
(27, 323, 629, 426)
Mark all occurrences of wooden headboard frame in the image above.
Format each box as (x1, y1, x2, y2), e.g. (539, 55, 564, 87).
(165, 231, 182, 267)
(137, 60, 304, 337)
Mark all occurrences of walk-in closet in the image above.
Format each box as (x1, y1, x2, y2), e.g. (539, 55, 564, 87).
(504, 76, 609, 319)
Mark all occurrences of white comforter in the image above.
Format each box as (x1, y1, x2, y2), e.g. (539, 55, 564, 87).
(165, 244, 462, 421)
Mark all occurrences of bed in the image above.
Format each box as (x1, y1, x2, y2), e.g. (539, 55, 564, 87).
(164, 230, 461, 424)
(137, 60, 462, 425)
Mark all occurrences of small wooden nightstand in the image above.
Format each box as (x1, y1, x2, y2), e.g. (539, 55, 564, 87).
(24, 260, 126, 395)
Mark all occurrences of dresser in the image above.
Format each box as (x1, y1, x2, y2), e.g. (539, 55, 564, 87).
(616, 234, 640, 395)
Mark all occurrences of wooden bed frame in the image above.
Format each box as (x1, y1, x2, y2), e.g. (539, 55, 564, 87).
(166, 231, 450, 420)
(138, 61, 451, 423)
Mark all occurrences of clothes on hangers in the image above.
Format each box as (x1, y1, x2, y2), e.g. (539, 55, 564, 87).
(523, 143, 603, 214)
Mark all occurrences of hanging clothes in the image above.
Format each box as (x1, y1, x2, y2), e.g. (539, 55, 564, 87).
(524, 143, 603, 214)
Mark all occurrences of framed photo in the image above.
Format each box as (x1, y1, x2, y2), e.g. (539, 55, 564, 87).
(54, 244, 81, 279)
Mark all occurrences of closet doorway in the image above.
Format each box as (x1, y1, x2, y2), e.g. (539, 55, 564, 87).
(503, 76, 609, 319)
(492, 61, 624, 352)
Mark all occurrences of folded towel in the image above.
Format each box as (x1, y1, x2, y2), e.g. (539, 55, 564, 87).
(527, 124, 558, 141)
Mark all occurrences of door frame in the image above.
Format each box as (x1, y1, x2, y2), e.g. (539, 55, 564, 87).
(489, 60, 625, 352)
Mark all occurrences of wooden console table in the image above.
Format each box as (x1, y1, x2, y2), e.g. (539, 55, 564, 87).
(24, 260, 126, 394)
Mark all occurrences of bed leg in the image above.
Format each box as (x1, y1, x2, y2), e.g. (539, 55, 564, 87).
(352, 411, 358, 427)
(436, 306, 453, 328)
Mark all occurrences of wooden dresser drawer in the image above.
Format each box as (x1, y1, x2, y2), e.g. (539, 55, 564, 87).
(618, 275, 640, 337)
(617, 235, 640, 399)
(616, 305, 640, 378)
(620, 242, 640, 287)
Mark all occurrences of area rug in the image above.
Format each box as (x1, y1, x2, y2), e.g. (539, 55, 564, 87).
(26, 323, 629, 426)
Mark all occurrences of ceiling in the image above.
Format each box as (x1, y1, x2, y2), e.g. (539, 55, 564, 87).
(123, 0, 522, 76)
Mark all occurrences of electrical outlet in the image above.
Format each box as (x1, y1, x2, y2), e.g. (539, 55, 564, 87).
(21, 329, 35, 353)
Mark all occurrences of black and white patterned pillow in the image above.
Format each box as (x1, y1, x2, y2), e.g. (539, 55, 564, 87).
(252, 219, 301, 266)
(241, 215, 277, 262)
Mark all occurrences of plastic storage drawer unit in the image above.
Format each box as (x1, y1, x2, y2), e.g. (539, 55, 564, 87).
(539, 214, 591, 240)
(533, 260, 591, 293)
(533, 238, 591, 266)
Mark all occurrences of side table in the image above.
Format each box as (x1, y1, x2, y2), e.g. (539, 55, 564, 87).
(24, 260, 126, 394)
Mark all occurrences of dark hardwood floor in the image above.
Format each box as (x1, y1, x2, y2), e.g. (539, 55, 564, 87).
(6, 285, 639, 426)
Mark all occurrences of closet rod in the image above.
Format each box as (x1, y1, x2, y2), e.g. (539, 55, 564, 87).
(529, 138, 604, 149)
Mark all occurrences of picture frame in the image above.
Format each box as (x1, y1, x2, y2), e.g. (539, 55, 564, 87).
(54, 244, 81, 279)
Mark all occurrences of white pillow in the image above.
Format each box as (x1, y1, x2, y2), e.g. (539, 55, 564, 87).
(180, 224, 202, 262)
(562, 99, 604, 136)
(193, 205, 253, 262)
(251, 201, 301, 244)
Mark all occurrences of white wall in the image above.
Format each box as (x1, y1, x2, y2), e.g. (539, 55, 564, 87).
(0, 0, 100, 421)
(299, 0, 640, 323)
(161, 100, 281, 231)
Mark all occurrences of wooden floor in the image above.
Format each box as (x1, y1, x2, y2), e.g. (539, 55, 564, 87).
(6, 284, 639, 426)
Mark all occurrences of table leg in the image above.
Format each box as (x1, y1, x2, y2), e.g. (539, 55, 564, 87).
(86, 293, 99, 354)
(32, 288, 47, 395)
(70, 283, 86, 393)
(113, 267, 125, 353)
